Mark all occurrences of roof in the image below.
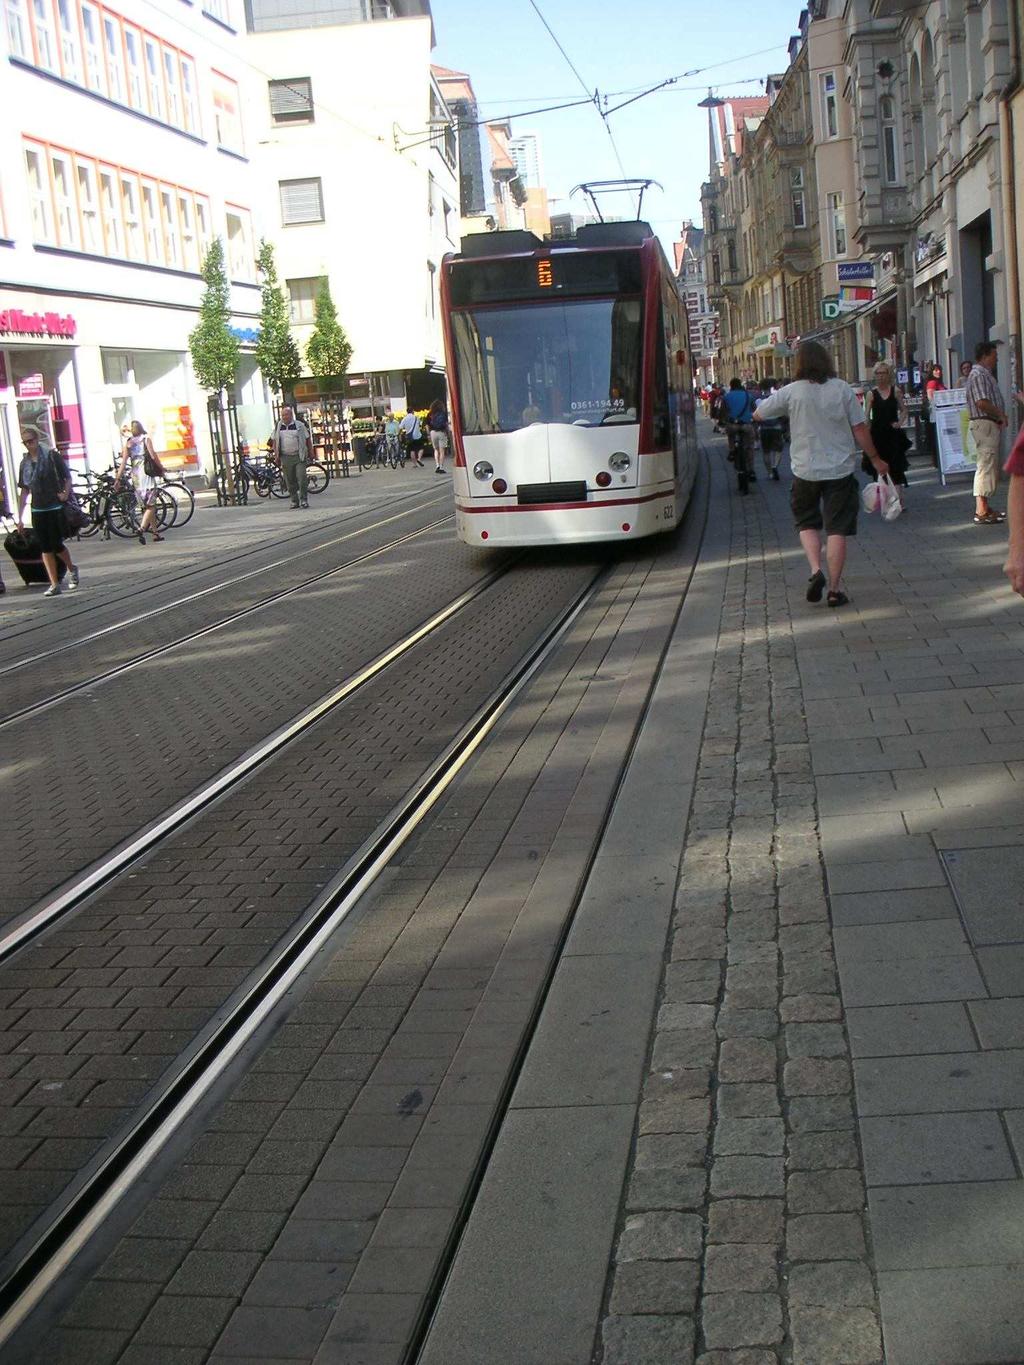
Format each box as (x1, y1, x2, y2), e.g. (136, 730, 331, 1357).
(709, 95, 771, 170)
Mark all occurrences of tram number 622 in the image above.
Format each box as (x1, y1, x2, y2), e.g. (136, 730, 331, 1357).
(662, 503, 675, 521)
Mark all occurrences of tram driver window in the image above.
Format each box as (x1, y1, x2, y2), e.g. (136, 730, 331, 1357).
(450, 299, 643, 434)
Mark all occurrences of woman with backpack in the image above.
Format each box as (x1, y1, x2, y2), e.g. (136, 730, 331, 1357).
(426, 399, 451, 474)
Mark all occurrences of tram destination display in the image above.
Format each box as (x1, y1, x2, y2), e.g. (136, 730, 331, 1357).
(448, 250, 643, 306)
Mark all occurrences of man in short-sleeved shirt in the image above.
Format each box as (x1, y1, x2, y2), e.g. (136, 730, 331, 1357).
(964, 343, 1007, 524)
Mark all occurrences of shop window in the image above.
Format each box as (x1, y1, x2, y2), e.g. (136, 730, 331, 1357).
(4, 0, 29, 60)
(57, 0, 81, 82)
(145, 36, 165, 122)
(225, 207, 252, 279)
(24, 144, 52, 242)
(269, 77, 314, 124)
(280, 178, 324, 226)
(124, 25, 145, 110)
(287, 276, 324, 324)
(30, 0, 58, 71)
(120, 173, 143, 260)
(791, 168, 806, 227)
(827, 190, 847, 257)
(102, 12, 124, 102)
(821, 71, 838, 139)
(163, 47, 182, 128)
(80, 2, 103, 93)
(141, 180, 160, 262)
(51, 151, 79, 249)
(213, 72, 244, 153)
(76, 159, 101, 253)
(161, 187, 180, 267)
(180, 57, 200, 135)
(99, 165, 122, 254)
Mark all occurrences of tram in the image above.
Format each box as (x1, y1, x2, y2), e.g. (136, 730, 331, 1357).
(439, 219, 699, 547)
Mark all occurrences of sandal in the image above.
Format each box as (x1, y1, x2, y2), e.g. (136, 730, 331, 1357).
(806, 570, 826, 603)
(153, 534, 165, 542)
(974, 511, 1005, 524)
(827, 590, 849, 608)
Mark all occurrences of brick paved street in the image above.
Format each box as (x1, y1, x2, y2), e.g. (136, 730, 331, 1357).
(2, 430, 1023, 1364)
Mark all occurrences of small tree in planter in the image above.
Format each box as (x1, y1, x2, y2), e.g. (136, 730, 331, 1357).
(255, 239, 302, 406)
(189, 238, 240, 498)
(305, 280, 353, 393)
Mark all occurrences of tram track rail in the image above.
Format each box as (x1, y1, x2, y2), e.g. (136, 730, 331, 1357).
(0, 562, 607, 1351)
(0, 509, 456, 731)
(0, 490, 451, 685)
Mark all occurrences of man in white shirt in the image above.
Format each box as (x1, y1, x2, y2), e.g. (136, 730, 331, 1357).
(272, 406, 312, 508)
(398, 411, 425, 468)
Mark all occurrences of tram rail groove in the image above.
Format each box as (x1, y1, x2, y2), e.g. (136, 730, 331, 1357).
(0, 564, 606, 1350)
(0, 555, 517, 964)
(0, 512, 454, 730)
(0, 496, 452, 696)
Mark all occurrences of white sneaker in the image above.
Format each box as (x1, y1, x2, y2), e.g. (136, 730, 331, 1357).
(43, 583, 62, 597)
(67, 566, 80, 590)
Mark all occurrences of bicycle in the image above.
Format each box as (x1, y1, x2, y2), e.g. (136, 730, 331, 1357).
(234, 454, 330, 499)
(157, 478, 196, 526)
(80, 472, 175, 538)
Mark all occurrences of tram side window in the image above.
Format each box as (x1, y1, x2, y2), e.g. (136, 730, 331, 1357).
(450, 299, 643, 434)
(651, 305, 671, 448)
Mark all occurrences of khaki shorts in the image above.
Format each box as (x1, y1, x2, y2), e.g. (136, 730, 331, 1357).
(969, 418, 1002, 498)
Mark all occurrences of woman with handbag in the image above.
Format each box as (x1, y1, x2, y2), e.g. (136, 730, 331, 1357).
(115, 421, 167, 545)
(864, 363, 911, 510)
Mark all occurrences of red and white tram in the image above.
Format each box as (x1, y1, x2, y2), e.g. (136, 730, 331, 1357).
(439, 220, 699, 548)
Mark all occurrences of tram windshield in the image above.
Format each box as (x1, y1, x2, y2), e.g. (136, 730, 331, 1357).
(450, 298, 642, 435)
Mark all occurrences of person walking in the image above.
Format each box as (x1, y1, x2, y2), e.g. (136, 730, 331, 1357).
(754, 377, 785, 480)
(427, 399, 451, 474)
(964, 342, 1008, 525)
(272, 405, 313, 508)
(864, 363, 910, 509)
(754, 341, 888, 608)
(1005, 415, 1024, 597)
(114, 421, 167, 544)
(16, 429, 80, 597)
(399, 410, 425, 467)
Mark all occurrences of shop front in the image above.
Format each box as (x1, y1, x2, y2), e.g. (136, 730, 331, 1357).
(752, 322, 786, 381)
(0, 307, 82, 515)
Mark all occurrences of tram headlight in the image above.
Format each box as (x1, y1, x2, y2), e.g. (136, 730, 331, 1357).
(473, 460, 494, 481)
(609, 451, 631, 473)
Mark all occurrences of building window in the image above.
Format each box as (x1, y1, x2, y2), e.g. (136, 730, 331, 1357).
(76, 159, 100, 252)
(287, 276, 324, 324)
(143, 36, 165, 121)
(195, 196, 211, 259)
(225, 206, 252, 279)
(711, 253, 720, 284)
(120, 173, 143, 259)
(269, 77, 314, 124)
(280, 178, 324, 226)
(141, 180, 160, 262)
(102, 12, 125, 102)
(178, 193, 197, 272)
(180, 57, 200, 135)
(203, 0, 230, 22)
(827, 190, 847, 256)
(32, 0, 58, 71)
(821, 71, 838, 139)
(727, 238, 737, 273)
(99, 165, 121, 255)
(51, 150, 79, 248)
(880, 95, 901, 185)
(123, 24, 145, 110)
(57, 0, 81, 82)
(791, 168, 806, 227)
(81, 2, 103, 93)
(4, 0, 30, 59)
(213, 72, 244, 153)
(24, 144, 52, 241)
(160, 188, 180, 267)
(163, 47, 182, 127)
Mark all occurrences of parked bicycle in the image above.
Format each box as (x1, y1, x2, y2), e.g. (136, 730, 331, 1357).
(233, 453, 331, 499)
(76, 471, 175, 539)
(360, 433, 404, 470)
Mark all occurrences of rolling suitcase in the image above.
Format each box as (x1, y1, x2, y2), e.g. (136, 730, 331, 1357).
(3, 528, 68, 587)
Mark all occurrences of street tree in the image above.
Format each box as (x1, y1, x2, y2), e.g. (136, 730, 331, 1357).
(255, 239, 302, 402)
(188, 237, 239, 397)
(305, 280, 353, 392)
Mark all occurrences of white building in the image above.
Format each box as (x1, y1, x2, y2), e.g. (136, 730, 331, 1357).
(245, 0, 459, 416)
(508, 132, 544, 191)
(0, 0, 266, 500)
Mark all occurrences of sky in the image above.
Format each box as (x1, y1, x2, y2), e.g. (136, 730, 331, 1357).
(430, 0, 799, 252)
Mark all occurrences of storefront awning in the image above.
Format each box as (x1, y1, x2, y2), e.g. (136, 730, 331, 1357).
(797, 287, 897, 346)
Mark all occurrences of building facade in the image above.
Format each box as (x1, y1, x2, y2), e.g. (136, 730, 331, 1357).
(0, 0, 265, 500)
(674, 221, 718, 385)
(246, 0, 458, 415)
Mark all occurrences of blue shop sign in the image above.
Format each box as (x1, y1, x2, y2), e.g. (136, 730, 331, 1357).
(230, 326, 261, 344)
(837, 262, 875, 283)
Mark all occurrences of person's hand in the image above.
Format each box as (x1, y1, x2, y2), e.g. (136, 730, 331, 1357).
(872, 458, 890, 477)
(1006, 548, 1024, 597)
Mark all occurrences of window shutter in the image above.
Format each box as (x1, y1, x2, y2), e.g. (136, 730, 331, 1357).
(280, 178, 324, 225)
(269, 78, 313, 122)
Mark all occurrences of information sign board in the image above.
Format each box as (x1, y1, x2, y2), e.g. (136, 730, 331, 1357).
(931, 389, 978, 483)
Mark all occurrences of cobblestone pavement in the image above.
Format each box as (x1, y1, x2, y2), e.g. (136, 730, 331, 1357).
(596, 437, 1023, 1365)
(0, 550, 600, 1270)
(12, 490, 708, 1364)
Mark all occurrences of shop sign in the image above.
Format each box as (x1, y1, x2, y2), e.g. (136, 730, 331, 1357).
(821, 295, 861, 320)
(0, 353, 7, 389)
(17, 373, 45, 398)
(229, 326, 260, 344)
(838, 262, 875, 283)
(752, 322, 784, 352)
(0, 308, 77, 339)
(915, 232, 946, 269)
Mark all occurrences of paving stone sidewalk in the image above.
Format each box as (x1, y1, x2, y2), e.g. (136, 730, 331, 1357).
(600, 442, 1023, 1365)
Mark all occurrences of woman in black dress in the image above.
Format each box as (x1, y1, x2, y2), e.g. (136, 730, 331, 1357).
(864, 363, 910, 507)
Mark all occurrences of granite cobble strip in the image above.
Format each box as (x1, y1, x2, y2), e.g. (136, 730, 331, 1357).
(598, 451, 882, 1364)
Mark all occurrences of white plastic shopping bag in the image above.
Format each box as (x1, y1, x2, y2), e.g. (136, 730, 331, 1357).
(861, 480, 882, 514)
(879, 474, 903, 521)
